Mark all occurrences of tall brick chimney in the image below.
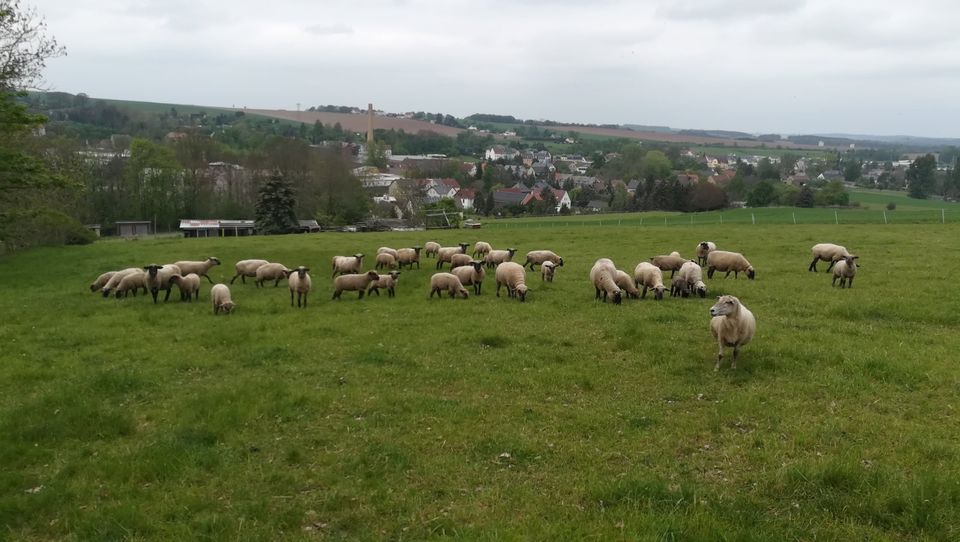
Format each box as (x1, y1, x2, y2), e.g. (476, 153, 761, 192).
(367, 103, 374, 144)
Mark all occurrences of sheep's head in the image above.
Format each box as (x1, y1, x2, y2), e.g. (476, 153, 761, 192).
(746, 267, 756, 280)
(413, 246, 422, 254)
(354, 253, 364, 261)
(694, 281, 707, 298)
(515, 283, 528, 302)
(653, 285, 665, 300)
(458, 287, 470, 299)
(295, 266, 309, 278)
(611, 290, 622, 305)
(143, 264, 162, 277)
(366, 271, 380, 281)
(221, 301, 235, 314)
(458, 243, 469, 252)
(89, 283, 99, 292)
(710, 295, 740, 317)
(209, 257, 221, 266)
(471, 261, 483, 271)
(557, 257, 564, 267)
(169, 274, 182, 284)
(507, 248, 517, 256)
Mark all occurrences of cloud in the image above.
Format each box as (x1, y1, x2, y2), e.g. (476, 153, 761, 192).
(304, 23, 353, 36)
(657, 0, 804, 21)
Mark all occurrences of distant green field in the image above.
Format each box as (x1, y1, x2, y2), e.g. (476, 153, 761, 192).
(850, 189, 960, 211)
(692, 144, 834, 160)
(2, 224, 959, 539)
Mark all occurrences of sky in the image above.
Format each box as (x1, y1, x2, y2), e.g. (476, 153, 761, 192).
(40, 0, 960, 138)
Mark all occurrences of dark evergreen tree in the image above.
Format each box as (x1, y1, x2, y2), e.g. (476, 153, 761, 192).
(255, 173, 298, 234)
(796, 185, 815, 208)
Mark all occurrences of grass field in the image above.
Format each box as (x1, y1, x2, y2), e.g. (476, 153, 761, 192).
(3, 224, 960, 540)
(691, 145, 835, 161)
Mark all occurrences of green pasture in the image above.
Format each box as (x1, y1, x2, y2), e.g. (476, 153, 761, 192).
(691, 144, 835, 160)
(2, 224, 959, 540)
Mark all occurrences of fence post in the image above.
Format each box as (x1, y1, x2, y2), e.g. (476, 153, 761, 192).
(835, 210, 839, 225)
(883, 210, 887, 224)
(751, 213, 755, 225)
(720, 214, 723, 224)
(640, 216, 643, 225)
(793, 212, 796, 225)
(690, 214, 693, 225)
(664, 216, 667, 225)
(943, 209, 946, 224)
(618, 219, 621, 226)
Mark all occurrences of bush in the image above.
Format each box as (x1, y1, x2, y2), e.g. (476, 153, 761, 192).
(0, 208, 95, 252)
(887, 202, 897, 211)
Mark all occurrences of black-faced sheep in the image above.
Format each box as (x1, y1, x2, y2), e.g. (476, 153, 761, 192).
(831, 255, 858, 288)
(706, 250, 755, 280)
(671, 276, 690, 298)
(143, 264, 182, 304)
(101, 268, 142, 297)
(288, 266, 312, 307)
(650, 252, 686, 278)
(332, 271, 380, 300)
(809, 243, 856, 273)
(696, 241, 717, 266)
(709, 295, 756, 371)
(173, 257, 221, 284)
(495, 261, 528, 301)
(633, 262, 666, 300)
(452, 261, 485, 295)
(613, 269, 640, 299)
(367, 271, 400, 297)
(211, 283, 235, 314)
(231, 259, 269, 284)
(396, 247, 422, 270)
(332, 254, 365, 277)
(524, 250, 564, 271)
(430, 272, 470, 299)
(589, 258, 622, 304)
(90, 271, 117, 293)
(678, 260, 707, 298)
(255, 263, 291, 288)
(436, 243, 469, 270)
(484, 248, 517, 269)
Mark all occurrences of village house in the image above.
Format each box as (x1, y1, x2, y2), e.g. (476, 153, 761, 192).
(485, 145, 520, 161)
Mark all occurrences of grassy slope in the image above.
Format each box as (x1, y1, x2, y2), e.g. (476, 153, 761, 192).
(2, 225, 959, 540)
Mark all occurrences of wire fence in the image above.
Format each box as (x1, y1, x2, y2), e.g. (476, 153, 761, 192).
(483, 208, 959, 228)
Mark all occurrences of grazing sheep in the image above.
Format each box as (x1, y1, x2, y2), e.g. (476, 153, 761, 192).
(473, 241, 492, 259)
(143, 264, 182, 303)
(169, 273, 201, 301)
(495, 261, 529, 302)
(452, 261, 485, 295)
(671, 276, 690, 298)
(809, 243, 856, 272)
(231, 259, 269, 284)
(211, 284, 235, 315)
(831, 255, 858, 288)
(696, 241, 717, 266)
(173, 257, 221, 284)
(332, 254, 365, 277)
(436, 243, 469, 269)
(114, 270, 148, 298)
(709, 295, 756, 371)
(288, 266, 312, 307)
(430, 272, 470, 299)
(367, 271, 400, 297)
(375, 252, 398, 270)
(255, 263, 291, 288)
(650, 251, 686, 278)
(678, 260, 707, 298)
(101, 268, 142, 297)
(424, 241, 441, 258)
(523, 250, 564, 271)
(396, 246, 422, 270)
(541, 261, 557, 282)
(332, 271, 380, 300)
(633, 262, 667, 300)
(90, 271, 117, 293)
(706, 250, 756, 280)
(614, 269, 641, 299)
(450, 253, 473, 269)
(377, 247, 399, 259)
(484, 248, 517, 269)
(589, 258, 622, 304)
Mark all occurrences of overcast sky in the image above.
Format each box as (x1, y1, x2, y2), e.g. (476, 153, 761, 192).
(41, 0, 960, 137)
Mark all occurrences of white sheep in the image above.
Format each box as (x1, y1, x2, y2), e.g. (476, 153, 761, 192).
(332, 271, 380, 300)
(255, 263, 291, 288)
(650, 251, 686, 278)
(449, 253, 473, 269)
(613, 269, 641, 299)
(429, 272, 470, 299)
(452, 261, 485, 295)
(709, 295, 756, 371)
(114, 270, 148, 298)
(377, 247, 399, 259)
(169, 273, 201, 301)
(589, 258, 622, 304)
(706, 250, 755, 280)
(396, 246, 422, 270)
(367, 270, 401, 297)
(424, 241, 441, 258)
(831, 255, 858, 288)
(332, 254, 365, 277)
(523, 250, 564, 271)
(495, 261, 528, 302)
(143, 264, 182, 303)
(90, 271, 117, 293)
(173, 257, 221, 284)
(633, 262, 667, 300)
(671, 276, 690, 298)
(696, 241, 717, 266)
(541, 261, 557, 282)
(231, 259, 269, 284)
(809, 243, 856, 273)
(484, 248, 517, 269)
(100, 268, 142, 297)
(211, 283, 235, 315)
(435, 243, 469, 269)
(375, 252, 398, 270)
(473, 241, 492, 258)
(288, 266, 312, 307)
(678, 260, 707, 298)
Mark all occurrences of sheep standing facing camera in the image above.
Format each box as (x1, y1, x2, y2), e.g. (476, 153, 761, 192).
(696, 241, 717, 266)
(452, 261, 485, 295)
(831, 255, 858, 288)
(709, 295, 756, 371)
(396, 247, 422, 269)
(288, 266, 312, 308)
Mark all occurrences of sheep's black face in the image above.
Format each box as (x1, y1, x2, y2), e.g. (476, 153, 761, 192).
(612, 291, 622, 305)
(144, 265, 161, 277)
(654, 288, 664, 301)
(746, 269, 756, 280)
(557, 258, 564, 267)
(210, 257, 221, 265)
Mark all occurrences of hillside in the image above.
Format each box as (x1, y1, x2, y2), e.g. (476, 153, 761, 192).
(240, 108, 464, 137)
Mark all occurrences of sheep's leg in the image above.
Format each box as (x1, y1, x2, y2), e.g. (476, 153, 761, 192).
(724, 270, 732, 278)
(826, 260, 836, 273)
(290, 290, 295, 306)
(848, 276, 853, 288)
(714, 343, 724, 371)
(150, 288, 159, 304)
(670, 270, 676, 278)
(164, 288, 172, 301)
(808, 257, 819, 272)
(832, 275, 838, 287)
(274, 278, 281, 287)
(358, 290, 365, 299)
(369, 287, 379, 296)
(731, 345, 740, 369)
(241, 276, 246, 284)
(496, 283, 502, 297)
(302, 293, 308, 308)
(707, 267, 715, 279)
(415, 261, 420, 269)
(203, 274, 214, 284)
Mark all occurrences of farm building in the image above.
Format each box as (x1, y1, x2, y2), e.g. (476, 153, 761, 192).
(115, 221, 152, 238)
(179, 219, 255, 238)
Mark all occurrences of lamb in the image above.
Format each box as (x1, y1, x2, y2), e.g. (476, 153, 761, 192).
(613, 269, 641, 299)
(255, 263, 291, 288)
(396, 246, 422, 270)
(678, 260, 707, 298)
(143, 264, 182, 303)
(436, 243, 469, 269)
(90, 271, 117, 293)
(589, 258, 622, 304)
(375, 252, 398, 270)
(495, 261, 529, 302)
(831, 255, 858, 288)
(211, 283, 235, 315)
(484, 248, 517, 269)
(332, 271, 380, 300)
(706, 250, 756, 280)
(332, 254, 365, 277)
(367, 271, 400, 297)
(424, 241, 441, 258)
(377, 247, 399, 259)
(633, 262, 667, 300)
(671, 276, 690, 298)
(523, 250, 564, 271)
(473, 241, 492, 259)
(114, 270, 148, 298)
(650, 251, 687, 278)
(231, 259, 269, 284)
(452, 261, 485, 295)
(169, 273, 201, 301)
(449, 253, 473, 269)
(173, 257, 221, 284)
(288, 266, 312, 307)
(100, 268, 142, 297)
(809, 243, 856, 273)
(696, 241, 717, 266)
(709, 295, 756, 371)
(541, 261, 557, 282)
(429, 272, 470, 299)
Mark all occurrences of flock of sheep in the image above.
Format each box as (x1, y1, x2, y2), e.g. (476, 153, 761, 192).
(87, 240, 858, 371)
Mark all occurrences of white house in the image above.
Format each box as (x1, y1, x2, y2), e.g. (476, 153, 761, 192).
(485, 145, 520, 161)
